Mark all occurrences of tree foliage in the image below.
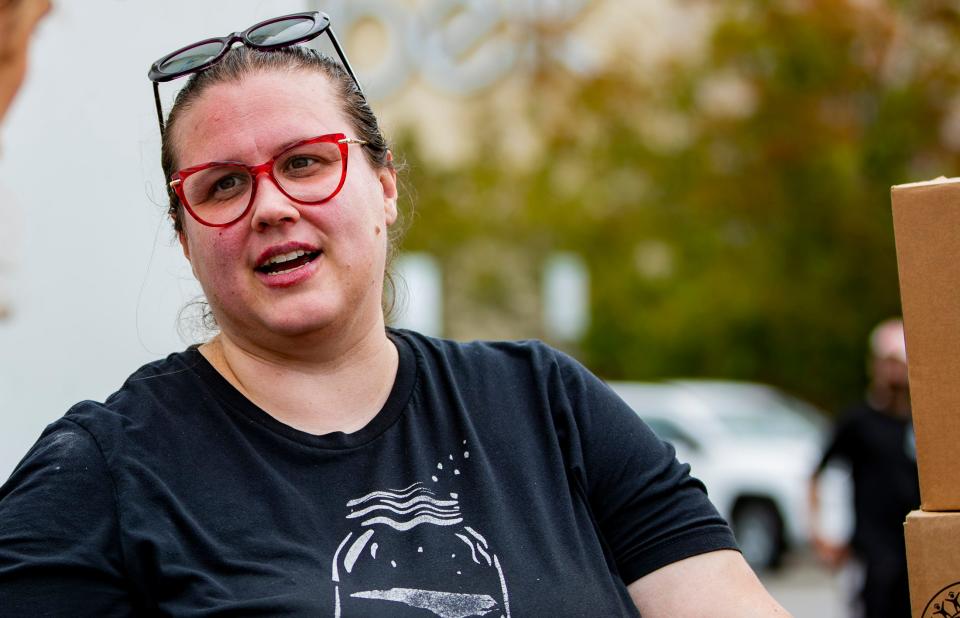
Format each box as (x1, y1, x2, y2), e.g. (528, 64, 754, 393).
(397, 0, 960, 410)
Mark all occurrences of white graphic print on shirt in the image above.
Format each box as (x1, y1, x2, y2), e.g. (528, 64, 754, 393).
(331, 443, 511, 618)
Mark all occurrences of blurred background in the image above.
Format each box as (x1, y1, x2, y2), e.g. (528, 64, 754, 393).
(1, 0, 953, 614)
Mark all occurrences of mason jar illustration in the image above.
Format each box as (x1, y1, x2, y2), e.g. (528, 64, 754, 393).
(332, 478, 511, 618)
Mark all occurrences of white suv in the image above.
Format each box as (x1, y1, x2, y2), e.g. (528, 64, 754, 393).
(609, 380, 851, 571)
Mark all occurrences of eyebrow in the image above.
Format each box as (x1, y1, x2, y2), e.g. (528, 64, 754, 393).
(177, 129, 335, 172)
(202, 134, 315, 168)
(273, 135, 312, 156)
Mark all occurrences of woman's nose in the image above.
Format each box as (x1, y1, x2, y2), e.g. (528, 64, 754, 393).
(249, 171, 301, 231)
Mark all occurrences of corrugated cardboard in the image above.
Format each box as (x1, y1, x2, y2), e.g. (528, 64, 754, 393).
(891, 178, 960, 510)
(904, 510, 960, 617)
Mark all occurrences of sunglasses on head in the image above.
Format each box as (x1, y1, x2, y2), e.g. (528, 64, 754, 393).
(147, 11, 362, 137)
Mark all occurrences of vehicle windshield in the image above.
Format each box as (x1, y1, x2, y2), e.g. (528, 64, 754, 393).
(686, 385, 826, 439)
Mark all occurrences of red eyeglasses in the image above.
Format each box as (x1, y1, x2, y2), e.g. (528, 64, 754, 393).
(169, 133, 366, 227)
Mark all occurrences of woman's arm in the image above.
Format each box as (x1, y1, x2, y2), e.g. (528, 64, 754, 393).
(0, 418, 135, 615)
(546, 349, 784, 613)
(628, 549, 791, 617)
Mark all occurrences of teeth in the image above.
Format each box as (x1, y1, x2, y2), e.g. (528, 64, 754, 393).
(266, 263, 305, 276)
(265, 249, 308, 266)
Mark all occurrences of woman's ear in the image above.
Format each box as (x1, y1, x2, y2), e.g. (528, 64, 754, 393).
(380, 150, 398, 226)
(177, 228, 191, 262)
(176, 227, 201, 280)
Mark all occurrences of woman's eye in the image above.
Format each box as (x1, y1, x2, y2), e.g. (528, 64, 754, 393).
(284, 155, 324, 174)
(216, 176, 239, 191)
(289, 156, 315, 170)
(206, 173, 247, 200)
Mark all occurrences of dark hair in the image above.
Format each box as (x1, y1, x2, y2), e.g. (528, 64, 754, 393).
(160, 46, 406, 326)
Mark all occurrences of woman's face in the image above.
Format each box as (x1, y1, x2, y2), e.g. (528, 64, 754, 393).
(0, 0, 50, 124)
(172, 70, 398, 345)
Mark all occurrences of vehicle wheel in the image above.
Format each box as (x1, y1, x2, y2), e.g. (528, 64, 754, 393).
(732, 500, 784, 572)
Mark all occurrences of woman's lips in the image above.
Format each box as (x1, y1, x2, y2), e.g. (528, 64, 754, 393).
(255, 249, 321, 275)
(253, 243, 323, 288)
(255, 241, 322, 268)
(254, 251, 322, 288)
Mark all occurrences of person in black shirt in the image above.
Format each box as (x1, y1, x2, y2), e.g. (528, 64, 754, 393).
(0, 12, 790, 617)
(809, 318, 918, 618)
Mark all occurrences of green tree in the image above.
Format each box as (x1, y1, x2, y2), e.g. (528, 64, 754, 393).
(399, 0, 960, 410)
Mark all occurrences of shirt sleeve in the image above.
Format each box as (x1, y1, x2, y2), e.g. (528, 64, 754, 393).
(815, 410, 856, 475)
(0, 418, 134, 616)
(551, 351, 739, 585)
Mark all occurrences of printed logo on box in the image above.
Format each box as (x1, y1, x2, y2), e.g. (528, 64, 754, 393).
(923, 582, 960, 618)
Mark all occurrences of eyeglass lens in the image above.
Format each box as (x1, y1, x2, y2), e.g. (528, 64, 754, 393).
(159, 41, 226, 75)
(182, 141, 345, 225)
(248, 17, 315, 46)
(158, 16, 317, 78)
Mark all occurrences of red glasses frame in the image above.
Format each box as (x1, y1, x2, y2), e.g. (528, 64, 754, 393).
(169, 132, 366, 227)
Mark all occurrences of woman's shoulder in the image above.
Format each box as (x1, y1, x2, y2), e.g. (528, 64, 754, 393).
(391, 327, 570, 368)
(390, 328, 598, 397)
(61, 347, 208, 441)
(115, 347, 208, 388)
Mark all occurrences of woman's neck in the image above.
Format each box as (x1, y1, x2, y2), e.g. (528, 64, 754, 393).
(199, 322, 399, 436)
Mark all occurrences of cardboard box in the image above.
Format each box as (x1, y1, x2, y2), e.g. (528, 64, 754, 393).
(892, 178, 960, 510)
(904, 510, 960, 617)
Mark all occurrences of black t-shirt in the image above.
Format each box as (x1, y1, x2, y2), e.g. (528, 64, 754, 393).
(0, 329, 736, 617)
(816, 400, 920, 553)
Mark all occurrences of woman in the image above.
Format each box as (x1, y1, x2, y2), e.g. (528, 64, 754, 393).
(0, 12, 789, 617)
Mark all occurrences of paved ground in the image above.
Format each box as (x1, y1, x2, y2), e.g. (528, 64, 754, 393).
(760, 551, 853, 618)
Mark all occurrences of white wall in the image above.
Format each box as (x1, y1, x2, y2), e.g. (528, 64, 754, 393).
(0, 0, 316, 480)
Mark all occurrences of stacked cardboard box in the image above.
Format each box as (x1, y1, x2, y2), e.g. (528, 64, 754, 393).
(892, 178, 960, 618)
